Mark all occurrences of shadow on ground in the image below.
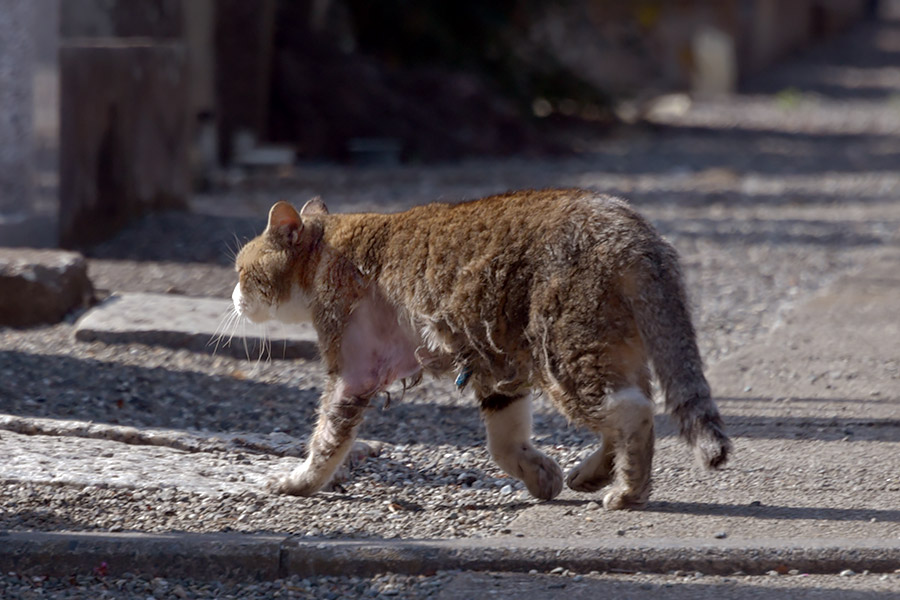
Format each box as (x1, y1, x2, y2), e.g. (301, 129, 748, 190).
(2, 350, 895, 447)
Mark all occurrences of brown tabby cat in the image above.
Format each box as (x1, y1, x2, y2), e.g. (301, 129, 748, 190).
(232, 189, 730, 509)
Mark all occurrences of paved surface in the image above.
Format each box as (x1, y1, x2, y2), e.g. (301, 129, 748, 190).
(3, 15, 900, 600)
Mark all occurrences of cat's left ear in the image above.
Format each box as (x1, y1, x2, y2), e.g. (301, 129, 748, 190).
(300, 196, 329, 217)
(267, 201, 303, 245)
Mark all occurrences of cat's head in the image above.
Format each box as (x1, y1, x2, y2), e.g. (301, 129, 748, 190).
(232, 198, 328, 323)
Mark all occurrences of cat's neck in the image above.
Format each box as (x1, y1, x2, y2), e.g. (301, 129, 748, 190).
(320, 211, 395, 278)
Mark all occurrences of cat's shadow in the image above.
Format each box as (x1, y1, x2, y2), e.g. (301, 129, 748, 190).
(644, 500, 900, 523)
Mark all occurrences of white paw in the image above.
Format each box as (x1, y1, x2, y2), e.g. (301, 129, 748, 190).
(348, 439, 385, 465)
(602, 487, 648, 511)
(266, 470, 322, 497)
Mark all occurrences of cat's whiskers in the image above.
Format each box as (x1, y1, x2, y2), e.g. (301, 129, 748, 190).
(224, 232, 244, 265)
(240, 315, 251, 361)
(210, 306, 241, 355)
(254, 322, 273, 367)
(224, 310, 243, 350)
(209, 310, 227, 354)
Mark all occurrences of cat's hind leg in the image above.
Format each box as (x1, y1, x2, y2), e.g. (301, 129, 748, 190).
(481, 393, 564, 501)
(269, 379, 370, 496)
(563, 386, 655, 509)
(599, 386, 655, 509)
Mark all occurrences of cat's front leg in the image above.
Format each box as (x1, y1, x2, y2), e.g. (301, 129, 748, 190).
(269, 379, 370, 496)
(481, 393, 564, 501)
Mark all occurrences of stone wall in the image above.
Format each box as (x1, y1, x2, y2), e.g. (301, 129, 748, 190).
(57, 0, 190, 248)
(58, 42, 190, 248)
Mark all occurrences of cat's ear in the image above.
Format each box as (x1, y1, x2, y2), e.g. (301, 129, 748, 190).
(267, 201, 303, 245)
(300, 196, 329, 217)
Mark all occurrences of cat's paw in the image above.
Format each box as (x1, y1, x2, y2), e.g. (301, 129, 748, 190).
(266, 473, 321, 497)
(521, 452, 564, 501)
(566, 467, 613, 493)
(602, 487, 648, 511)
(348, 439, 385, 465)
(565, 453, 614, 493)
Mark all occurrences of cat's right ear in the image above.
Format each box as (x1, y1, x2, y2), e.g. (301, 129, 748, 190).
(300, 196, 329, 217)
(267, 201, 303, 245)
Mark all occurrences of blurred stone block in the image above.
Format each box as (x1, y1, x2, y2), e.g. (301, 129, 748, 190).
(691, 27, 738, 97)
(0, 248, 94, 327)
(74, 292, 319, 360)
(59, 40, 189, 248)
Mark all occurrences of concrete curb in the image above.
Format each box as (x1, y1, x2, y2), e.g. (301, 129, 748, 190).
(3, 531, 898, 580)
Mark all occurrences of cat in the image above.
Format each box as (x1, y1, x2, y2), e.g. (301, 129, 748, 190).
(232, 189, 731, 509)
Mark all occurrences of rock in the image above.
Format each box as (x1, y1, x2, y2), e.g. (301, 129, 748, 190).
(0, 249, 94, 326)
(73, 292, 317, 359)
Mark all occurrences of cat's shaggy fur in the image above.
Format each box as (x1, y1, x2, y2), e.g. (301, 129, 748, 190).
(233, 189, 731, 509)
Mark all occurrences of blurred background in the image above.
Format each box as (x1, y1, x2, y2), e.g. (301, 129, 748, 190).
(0, 0, 888, 250)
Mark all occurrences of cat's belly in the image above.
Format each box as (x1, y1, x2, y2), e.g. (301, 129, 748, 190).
(339, 293, 422, 396)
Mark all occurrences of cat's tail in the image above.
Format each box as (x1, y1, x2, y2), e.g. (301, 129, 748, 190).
(628, 244, 731, 470)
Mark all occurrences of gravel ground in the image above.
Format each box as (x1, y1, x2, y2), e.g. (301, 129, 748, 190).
(3, 15, 900, 599)
(4, 47, 900, 535)
(0, 570, 449, 600)
(2, 569, 898, 599)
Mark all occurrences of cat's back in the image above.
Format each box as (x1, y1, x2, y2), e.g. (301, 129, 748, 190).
(398, 188, 642, 240)
(362, 189, 663, 308)
(323, 189, 666, 295)
(400, 188, 660, 264)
